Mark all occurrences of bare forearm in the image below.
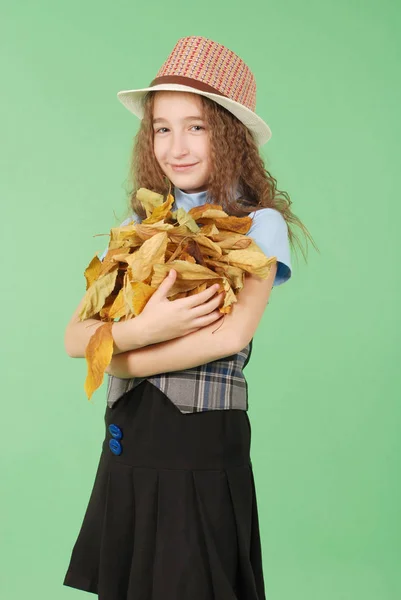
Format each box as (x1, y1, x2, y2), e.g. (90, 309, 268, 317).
(105, 318, 241, 378)
(65, 313, 150, 359)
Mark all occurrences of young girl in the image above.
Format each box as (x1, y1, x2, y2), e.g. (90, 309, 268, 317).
(63, 36, 313, 599)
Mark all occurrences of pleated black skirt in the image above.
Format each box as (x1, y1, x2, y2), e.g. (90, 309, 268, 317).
(63, 380, 266, 599)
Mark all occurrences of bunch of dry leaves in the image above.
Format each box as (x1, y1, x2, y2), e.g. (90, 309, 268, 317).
(79, 187, 277, 400)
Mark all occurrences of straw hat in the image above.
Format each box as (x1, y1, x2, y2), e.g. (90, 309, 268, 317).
(116, 36, 272, 147)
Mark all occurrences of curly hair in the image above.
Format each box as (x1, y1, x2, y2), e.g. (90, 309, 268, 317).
(122, 90, 317, 262)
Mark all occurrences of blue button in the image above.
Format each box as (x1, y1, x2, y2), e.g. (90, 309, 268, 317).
(109, 439, 122, 456)
(108, 424, 123, 440)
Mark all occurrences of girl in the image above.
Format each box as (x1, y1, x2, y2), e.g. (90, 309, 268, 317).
(63, 36, 314, 599)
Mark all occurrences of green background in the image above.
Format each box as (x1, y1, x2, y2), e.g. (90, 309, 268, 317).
(1, 1, 400, 598)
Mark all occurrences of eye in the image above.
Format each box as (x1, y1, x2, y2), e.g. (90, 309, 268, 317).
(155, 127, 169, 134)
(191, 125, 204, 132)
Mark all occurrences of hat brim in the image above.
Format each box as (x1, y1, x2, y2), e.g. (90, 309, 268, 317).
(116, 84, 272, 147)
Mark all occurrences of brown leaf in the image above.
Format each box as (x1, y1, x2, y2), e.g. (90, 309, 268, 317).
(84, 322, 114, 400)
(196, 216, 252, 234)
(178, 251, 197, 263)
(182, 239, 206, 265)
(188, 203, 228, 220)
(165, 236, 193, 263)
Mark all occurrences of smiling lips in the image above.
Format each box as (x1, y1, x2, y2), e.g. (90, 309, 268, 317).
(171, 163, 198, 171)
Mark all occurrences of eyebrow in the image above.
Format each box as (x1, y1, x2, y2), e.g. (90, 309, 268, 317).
(152, 116, 205, 124)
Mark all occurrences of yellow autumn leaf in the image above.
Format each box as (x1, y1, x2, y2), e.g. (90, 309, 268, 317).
(131, 281, 157, 315)
(136, 187, 165, 218)
(215, 233, 253, 250)
(107, 239, 135, 252)
(167, 238, 205, 265)
(220, 250, 277, 279)
(197, 223, 220, 238)
(204, 259, 245, 290)
(142, 193, 175, 224)
(84, 322, 114, 400)
(98, 247, 130, 277)
(122, 270, 135, 318)
(79, 268, 119, 320)
(151, 260, 224, 295)
(178, 251, 197, 263)
(169, 291, 189, 300)
(167, 224, 204, 242)
(134, 221, 175, 241)
(109, 221, 138, 243)
(172, 207, 200, 233)
(84, 254, 103, 290)
(219, 277, 237, 313)
(193, 234, 223, 258)
(109, 254, 133, 267)
(166, 237, 193, 263)
(243, 239, 262, 253)
(166, 232, 222, 259)
(126, 231, 168, 281)
(99, 294, 117, 319)
(186, 282, 208, 296)
(107, 288, 126, 319)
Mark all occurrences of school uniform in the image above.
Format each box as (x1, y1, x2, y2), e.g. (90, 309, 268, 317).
(63, 186, 292, 599)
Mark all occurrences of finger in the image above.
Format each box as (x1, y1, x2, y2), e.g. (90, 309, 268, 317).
(191, 292, 225, 317)
(153, 269, 177, 298)
(192, 309, 224, 328)
(182, 283, 221, 308)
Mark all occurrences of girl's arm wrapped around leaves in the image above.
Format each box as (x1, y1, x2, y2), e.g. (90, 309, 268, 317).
(105, 264, 277, 379)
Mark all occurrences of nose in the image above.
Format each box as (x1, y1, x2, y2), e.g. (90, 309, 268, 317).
(170, 132, 189, 158)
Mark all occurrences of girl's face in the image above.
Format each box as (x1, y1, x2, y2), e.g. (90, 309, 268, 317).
(152, 91, 211, 194)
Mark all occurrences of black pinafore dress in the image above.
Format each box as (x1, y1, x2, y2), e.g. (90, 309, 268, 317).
(63, 379, 266, 599)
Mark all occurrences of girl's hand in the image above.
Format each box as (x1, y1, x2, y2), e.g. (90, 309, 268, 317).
(137, 269, 224, 345)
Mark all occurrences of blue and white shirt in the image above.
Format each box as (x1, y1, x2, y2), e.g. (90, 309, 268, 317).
(100, 186, 292, 412)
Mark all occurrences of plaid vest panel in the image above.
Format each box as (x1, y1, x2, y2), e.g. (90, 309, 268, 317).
(106, 341, 253, 413)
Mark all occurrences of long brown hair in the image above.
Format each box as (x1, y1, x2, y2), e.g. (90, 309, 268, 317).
(122, 90, 317, 263)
